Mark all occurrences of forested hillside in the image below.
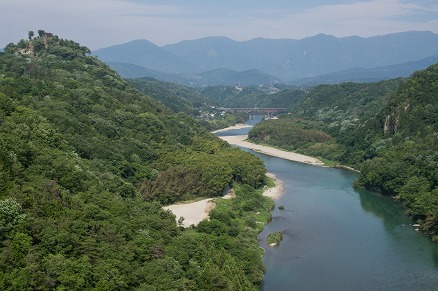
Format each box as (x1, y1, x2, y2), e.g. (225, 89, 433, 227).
(292, 79, 404, 155)
(128, 78, 250, 131)
(354, 64, 438, 240)
(199, 85, 304, 109)
(0, 32, 271, 289)
(128, 77, 208, 115)
(249, 79, 403, 162)
(249, 66, 438, 241)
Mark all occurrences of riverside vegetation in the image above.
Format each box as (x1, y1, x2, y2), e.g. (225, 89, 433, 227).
(248, 68, 438, 241)
(0, 32, 273, 290)
(266, 232, 283, 247)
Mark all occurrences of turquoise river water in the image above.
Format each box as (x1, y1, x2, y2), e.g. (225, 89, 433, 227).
(216, 120, 438, 291)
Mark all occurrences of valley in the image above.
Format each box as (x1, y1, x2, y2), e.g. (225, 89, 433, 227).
(1, 29, 437, 290)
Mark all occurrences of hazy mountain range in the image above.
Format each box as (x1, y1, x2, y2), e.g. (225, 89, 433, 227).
(106, 62, 281, 87)
(290, 54, 438, 85)
(93, 31, 438, 86)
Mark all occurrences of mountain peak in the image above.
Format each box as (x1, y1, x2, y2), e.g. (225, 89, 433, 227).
(93, 39, 198, 73)
(125, 39, 159, 46)
(95, 39, 159, 51)
(95, 31, 438, 82)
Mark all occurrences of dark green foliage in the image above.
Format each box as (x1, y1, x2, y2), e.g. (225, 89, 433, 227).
(265, 88, 307, 110)
(199, 84, 306, 109)
(292, 79, 403, 145)
(129, 78, 252, 131)
(249, 117, 343, 161)
(249, 118, 333, 150)
(129, 77, 208, 115)
(352, 66, 438, 240)
(0, 33, 269, 289)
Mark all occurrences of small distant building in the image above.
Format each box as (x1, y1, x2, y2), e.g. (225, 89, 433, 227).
(268, 85, 280, 94)
(235, 86, 243, 92)
(235, 81, 243, 92)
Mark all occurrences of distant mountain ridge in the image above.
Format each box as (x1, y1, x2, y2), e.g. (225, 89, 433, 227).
(198, 68, 281, 86)
(291, 54, 438, 85)
(92, 39, 198, 73)
(93, 31, 438, 85)
(108, 61, 281, 87)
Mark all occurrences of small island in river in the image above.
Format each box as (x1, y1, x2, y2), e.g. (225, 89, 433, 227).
(267, 232, 283, 247)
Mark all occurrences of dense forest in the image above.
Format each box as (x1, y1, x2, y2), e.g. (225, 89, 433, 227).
(249, 68, 438, 241)
(129, 77, 250, 131)
(249, 80, 404, 162)
(128, 77, 208, 116)
(0, 32, 272, 289)
(198, 85, 304, 110)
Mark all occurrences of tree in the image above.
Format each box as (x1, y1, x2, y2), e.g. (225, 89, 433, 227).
(28, 31, 34, 40)
(37, 30, 46, 38)
(0, 198, 26, 239)
(3, 43, 16, 54)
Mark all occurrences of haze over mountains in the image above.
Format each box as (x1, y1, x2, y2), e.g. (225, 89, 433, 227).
(292, 54, 438, 85)
(93, 31, 438, 86)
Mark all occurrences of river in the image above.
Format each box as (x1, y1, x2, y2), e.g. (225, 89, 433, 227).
(216, 118, 438, 291)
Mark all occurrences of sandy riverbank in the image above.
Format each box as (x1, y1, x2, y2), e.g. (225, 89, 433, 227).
(164, 125, 317, 227)
(163, 199, 215, 228)
(219, 135, 324, 166)
(211, 124, 253, 133)
(163, 172, 284, 228)
(264, 173, 285, 199)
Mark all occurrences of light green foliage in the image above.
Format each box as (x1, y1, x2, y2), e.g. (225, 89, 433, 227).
(0, 198, 26, 239)
(267, 232, 283, 245)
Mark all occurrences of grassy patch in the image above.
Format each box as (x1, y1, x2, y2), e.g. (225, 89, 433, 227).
(264, 175, 276, 188)
(315, 156, 337, 167)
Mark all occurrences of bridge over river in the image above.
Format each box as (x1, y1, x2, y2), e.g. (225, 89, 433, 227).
(220, 107, 287, 114)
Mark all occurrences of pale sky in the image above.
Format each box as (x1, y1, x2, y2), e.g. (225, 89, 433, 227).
(1, 0, 438, 50)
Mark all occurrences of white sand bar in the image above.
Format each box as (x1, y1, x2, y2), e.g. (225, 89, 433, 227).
(163, 199, 215, 228)
(264, 173, 284, 200)
(219, 135, 324, 166)
(164, 173, 285, 227)
(164, 128, 321, 227)
(211, 124, 253, 133)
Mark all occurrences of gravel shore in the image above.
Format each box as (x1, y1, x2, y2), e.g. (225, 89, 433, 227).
(218, 135, 324, 166)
